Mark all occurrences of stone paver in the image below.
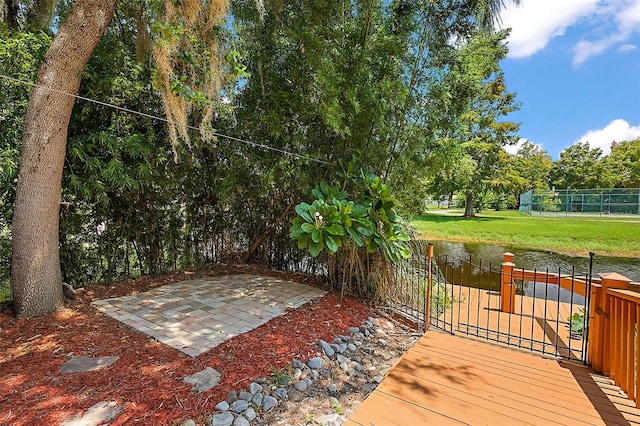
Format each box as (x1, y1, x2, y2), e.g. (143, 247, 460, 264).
(61, 401, 122, 426)
(92, 274, 326, 356)
(184, 367, 222, 391)
(59, 356, 119, 373)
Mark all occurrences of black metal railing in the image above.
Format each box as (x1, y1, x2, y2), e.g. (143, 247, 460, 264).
(429, 254, 592, 363)
(385, 243, 592, 363)
(384, 241, 431, 331)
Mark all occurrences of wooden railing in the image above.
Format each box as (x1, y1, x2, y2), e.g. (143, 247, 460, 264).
(588, 273, 640, 407)
(499, 254, 640, 407)
(499, 252, 595, 313)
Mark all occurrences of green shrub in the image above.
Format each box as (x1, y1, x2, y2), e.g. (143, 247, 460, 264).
(290, 163, 412, 299)
(423, 280, 454, 314)
(568, 308, 586, 337)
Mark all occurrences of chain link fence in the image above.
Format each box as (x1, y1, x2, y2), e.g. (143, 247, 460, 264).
(520, 188, 640, 216)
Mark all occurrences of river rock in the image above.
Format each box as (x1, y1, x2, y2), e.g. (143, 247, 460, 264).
(319, 339, 335, 357)
(252, 392, 263, 407)
(315, 413, 347, 426)
(262, 395, 278, 412)
(288, 388, 305, 402)
(248, 382, 263, 395)
(244, 407, 257, 422)
(362, 347, 375, 355)
(308, 357, 324, 369)
(362, 383, 378, 393)
(294, 380, 308, 392)
(273, 388, 287, 400)
(62, 282, 77, 300)
(330, 343, 342, 353)
(232, 416, 249, 426)
(293, 368, 302, 379)
(210, 411, 234, 426)
(230, 399, 249, 414)
(214, 401, 229, 411)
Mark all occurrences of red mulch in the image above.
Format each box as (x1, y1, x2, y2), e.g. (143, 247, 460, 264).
(0, 265, 373, 425)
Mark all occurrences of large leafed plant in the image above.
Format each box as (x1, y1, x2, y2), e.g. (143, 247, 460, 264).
(290, 165, 412, 298)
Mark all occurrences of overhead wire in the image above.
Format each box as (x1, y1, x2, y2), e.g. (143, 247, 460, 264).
(0, 73, 331, 165)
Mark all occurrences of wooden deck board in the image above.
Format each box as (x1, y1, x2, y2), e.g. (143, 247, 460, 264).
(345, 391, 466, 426)
(347, 331, 640, 425)
(396, 351, 620, 414)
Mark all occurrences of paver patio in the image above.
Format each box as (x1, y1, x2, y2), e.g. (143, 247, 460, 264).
(92, 274, 326, 357)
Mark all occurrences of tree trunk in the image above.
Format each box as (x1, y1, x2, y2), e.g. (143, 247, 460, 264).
(463, 193, 475, 217)
(0, 0, 18, 29)
(10, 0, 118, 317)
(243, 201, 294, 264)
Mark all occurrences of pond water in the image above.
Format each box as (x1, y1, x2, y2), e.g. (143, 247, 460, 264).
(431, 240, 640, 282)
(430, 240, 640, 304)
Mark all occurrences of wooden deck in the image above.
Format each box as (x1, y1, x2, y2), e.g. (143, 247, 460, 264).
(434, 285, 585, 360)
(345, 331, 640, 426)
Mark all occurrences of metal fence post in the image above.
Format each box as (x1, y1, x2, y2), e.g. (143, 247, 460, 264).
(425, 242, 434, 332)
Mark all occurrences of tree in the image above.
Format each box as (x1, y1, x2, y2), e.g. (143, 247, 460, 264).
(512, 140, 553, 191)
(549, 142, 606, 189)
(10, 0, 231, 316)
(10, 0, 119, 317)
(427, 30, 520, 217)
(603, 139, 640, 188)
(1, 0, 58, 30)
(232, 0, 522, 217)
(461, 71, 520, 217)
(0, 0, 18, 28)
(492, 140, 552, 207)
(9, 0, 520, 317)
(0, 28, 51, 294)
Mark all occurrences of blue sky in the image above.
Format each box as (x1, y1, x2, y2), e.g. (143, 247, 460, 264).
(498, 0, 640, 159)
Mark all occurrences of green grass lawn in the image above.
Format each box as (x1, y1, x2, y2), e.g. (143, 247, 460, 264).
(412, 210, 640, 258)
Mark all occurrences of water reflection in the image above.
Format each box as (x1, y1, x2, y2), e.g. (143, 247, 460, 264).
(431, 240, 639, 304)
(431, 240, 640, 282)
(434, 254, 584, 303)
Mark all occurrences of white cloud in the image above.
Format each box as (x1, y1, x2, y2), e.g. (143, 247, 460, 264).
(618, 44, 638, 52)
(575, 119, 640, 155)
(504, 138, 544, 155)
(617, 0, 640, 33)
(573, 38, 614, 65)
(500, 0, 599, 58)
(500, 0, 640, 64)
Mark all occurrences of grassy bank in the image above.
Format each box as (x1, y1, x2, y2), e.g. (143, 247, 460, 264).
(411, 209, 640, 258)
